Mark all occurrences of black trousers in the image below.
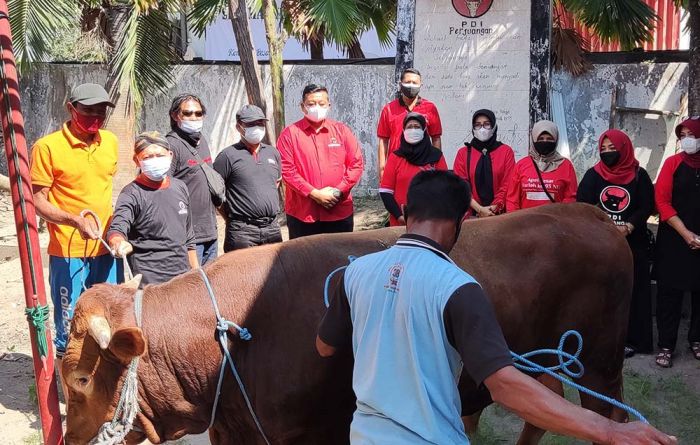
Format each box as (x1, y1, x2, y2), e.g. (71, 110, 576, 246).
(223, 220, 282, 252)
(626, 247, 653, 353)
(286, 214, 354, 239)
(656, 286, 700, 351)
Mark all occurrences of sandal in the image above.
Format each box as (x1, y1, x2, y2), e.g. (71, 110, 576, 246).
(655, 349, 673, 368)
(691, 342, 700, 361)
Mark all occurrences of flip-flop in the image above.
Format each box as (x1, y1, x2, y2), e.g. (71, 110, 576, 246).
(655, 348, 673, 368)
(691, 342, 700, 361)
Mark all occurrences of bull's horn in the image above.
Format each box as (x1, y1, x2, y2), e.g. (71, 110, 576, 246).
(122, 274, 143, 290)
(88, 316, 111, 350)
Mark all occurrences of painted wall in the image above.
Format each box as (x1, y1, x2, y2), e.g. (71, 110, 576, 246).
(16, 62, 688, 194)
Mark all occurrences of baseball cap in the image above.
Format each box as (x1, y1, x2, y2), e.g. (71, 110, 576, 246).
(69, 83, 115, 107)
(236, 104, 268, 123)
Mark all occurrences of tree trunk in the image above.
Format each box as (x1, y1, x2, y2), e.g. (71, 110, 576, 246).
(689, 0, 700, 115)
(228, 0, 273, 141)
(347, 38, 365, 59)
(310, 32, 324, 60)
(262, 0, 286, 142)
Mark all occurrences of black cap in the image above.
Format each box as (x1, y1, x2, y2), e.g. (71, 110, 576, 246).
(69, 83, 115, 107)
(236, 104, 268, 123)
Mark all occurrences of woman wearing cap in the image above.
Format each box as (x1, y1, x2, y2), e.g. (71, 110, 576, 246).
(577, 129, 655, 358)
(107, 132, 199, 285)
(379, 113, 447, 226)
(454, 109, 515, 217)
(506, 120, 577, 212)
(653, 117, 700, 368)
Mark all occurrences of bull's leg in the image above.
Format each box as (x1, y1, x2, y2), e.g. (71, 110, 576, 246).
(577, 370, 627, 444)
(462, 410, 482, 437)
(516, 375, 564, 445)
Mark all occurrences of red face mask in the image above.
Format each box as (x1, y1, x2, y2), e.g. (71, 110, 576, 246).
(70, 107, 105, 134)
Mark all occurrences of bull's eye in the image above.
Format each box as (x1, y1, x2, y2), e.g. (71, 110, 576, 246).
(75, 376, 90, 387)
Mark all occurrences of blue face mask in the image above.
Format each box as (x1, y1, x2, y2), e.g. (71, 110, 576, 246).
(140, 156, 171, 181)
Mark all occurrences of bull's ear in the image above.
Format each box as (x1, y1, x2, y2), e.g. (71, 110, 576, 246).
(108, 327, 146, 363)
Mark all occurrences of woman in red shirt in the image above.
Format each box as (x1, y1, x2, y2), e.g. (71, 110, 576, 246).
(454, 109, 515, 217)
(506, 120, 577, 212)
(379, 113, 447, 226)
(654, 117, 700, 368)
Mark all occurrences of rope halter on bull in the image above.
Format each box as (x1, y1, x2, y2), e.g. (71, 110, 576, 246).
(89, 289, 143, 445)
(324, 256, 649, 424)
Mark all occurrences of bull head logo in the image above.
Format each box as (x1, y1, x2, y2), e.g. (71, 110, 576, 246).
(465, 0, 482, 17)
(604, 190, 624, 211)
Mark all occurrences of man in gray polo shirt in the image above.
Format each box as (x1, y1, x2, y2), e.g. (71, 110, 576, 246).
(213, 105, 283, 251)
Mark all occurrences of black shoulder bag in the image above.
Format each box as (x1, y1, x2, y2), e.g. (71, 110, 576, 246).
(184, 143, 226, 207)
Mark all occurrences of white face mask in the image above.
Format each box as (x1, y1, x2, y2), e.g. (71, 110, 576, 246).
(140, 156, 172, 182)
(403, 128, 425, 144)
(179, 119, 203, 134)
(305, 105, 329, 123)
(680, 136, 700, 155)
(474, 127, 494, 142)
(243, 126, 266, 144)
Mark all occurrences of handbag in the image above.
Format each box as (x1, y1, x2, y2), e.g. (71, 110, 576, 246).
(184, 143, 226, 207)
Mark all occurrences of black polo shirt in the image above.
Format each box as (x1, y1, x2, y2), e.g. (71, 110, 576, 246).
(213, 141, 281, 220)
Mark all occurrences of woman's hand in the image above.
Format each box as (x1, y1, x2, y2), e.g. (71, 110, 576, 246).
(477, 205, 496, 218)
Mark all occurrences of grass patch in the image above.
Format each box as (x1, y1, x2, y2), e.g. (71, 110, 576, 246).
(22, 432, 42, 445)
(474, 370, 700, 444)
(28, 383, 37, 407)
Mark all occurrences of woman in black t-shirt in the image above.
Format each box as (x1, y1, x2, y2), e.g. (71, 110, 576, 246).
(577, 129, 654, 357)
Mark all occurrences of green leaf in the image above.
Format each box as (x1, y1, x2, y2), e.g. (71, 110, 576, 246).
(109, 6, 176, 110)
(8, 0, 78, 72)
(188, 0, 228, 37)
(560, 0, 658, 50)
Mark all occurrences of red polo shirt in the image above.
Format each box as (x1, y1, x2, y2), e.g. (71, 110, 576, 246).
(377, 97, 443, 151)
(278, 117, 364, 223)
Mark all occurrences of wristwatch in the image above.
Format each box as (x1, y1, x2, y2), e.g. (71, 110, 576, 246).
(625, 222, 634, 234)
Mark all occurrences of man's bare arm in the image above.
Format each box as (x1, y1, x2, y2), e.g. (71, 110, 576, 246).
(32, 185, 99, 239)
(485, 366, 676, 444)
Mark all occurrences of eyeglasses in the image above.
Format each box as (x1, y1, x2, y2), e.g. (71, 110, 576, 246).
(180, 110, 204, 117)
(473, 123, 492, 130)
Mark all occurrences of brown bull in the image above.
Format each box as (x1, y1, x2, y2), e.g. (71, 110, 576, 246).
(62, 203, 632, 444)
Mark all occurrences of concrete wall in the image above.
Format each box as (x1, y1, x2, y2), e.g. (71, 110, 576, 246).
(16, 61, 689, 195)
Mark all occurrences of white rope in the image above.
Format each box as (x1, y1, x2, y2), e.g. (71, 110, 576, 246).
(89, 290, 143, 445)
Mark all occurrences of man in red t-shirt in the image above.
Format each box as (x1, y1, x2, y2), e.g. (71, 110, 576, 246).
(377, 68, 443, 180)
(277, 84, 364, 239)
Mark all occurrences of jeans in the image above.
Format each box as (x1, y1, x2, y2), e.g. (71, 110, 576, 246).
(196, 239, 219, 266)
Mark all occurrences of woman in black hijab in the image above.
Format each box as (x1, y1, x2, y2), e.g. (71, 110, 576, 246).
(453, 109, 515, 217)
(379, 113, 447, 226)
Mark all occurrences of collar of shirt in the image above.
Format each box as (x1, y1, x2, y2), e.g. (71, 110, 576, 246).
(298, 116, 330, 134)
(398, 95, 423, 110)
(62, 122, 102, 149)
(135, 174, 171, 190)
(396, 233, 452, 262)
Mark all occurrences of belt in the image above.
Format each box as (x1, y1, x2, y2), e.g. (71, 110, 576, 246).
(229, 215, 276, 227)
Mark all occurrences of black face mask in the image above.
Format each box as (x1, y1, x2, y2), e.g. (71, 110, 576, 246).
(534, 141, 557, 156)
(400, 84, 421, 99)
(600, 151, 621, 167)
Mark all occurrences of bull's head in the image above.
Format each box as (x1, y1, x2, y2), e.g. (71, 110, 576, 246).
(63, 275, 153, 444)
(603, 191, 624, 210)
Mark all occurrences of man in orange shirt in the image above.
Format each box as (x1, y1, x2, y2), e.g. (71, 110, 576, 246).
(30, 83, 122, 389)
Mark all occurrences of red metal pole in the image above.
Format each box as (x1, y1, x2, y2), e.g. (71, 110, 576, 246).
(0, 0, 63, 443)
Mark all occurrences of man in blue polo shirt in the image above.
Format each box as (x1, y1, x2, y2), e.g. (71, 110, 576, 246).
(317, 171, 675, 445)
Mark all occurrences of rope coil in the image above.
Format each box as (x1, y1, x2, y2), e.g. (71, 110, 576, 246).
(25, 304, 50, 366)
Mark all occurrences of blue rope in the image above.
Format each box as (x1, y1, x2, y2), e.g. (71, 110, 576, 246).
(198, 268, 269, 444)
(322, 260, 649, 424)
(323, 256, 357, 307)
